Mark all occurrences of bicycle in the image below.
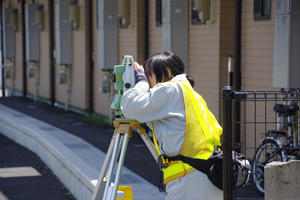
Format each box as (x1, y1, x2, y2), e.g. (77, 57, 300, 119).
(251, 103, 300, 196)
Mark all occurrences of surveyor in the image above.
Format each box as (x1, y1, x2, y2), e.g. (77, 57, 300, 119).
(121, 51, 223, 200)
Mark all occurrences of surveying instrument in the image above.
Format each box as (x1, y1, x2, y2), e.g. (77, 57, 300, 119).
(92, 56, 160, 200)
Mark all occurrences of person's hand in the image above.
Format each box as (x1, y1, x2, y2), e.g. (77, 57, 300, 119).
(133, 62, 144, 71)
(133, 62, 148, 85)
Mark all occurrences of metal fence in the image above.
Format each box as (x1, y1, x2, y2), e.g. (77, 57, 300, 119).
(222, 86, 300, 200)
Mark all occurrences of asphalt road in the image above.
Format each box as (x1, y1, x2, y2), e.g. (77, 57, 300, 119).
(0, 132, 76, 200)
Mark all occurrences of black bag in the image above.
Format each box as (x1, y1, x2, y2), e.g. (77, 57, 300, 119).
(168, 149, 250, 190)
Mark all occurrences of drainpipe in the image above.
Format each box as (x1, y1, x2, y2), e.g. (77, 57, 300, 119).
(49, 0, 55, 106)
(143, 0, 149, 61)
(21, 0, 27, 98)
(32, 62, 38, 101)
(233, 0, 242, 149)
(0, 0, 5, 97)
(87, 0, 93, 114)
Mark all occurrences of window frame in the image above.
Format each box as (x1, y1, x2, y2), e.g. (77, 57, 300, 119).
(253, 0, 271, 21)
(191, 0, 206, 25)
(119, 18, 129, 29)
(155, 0, 162, 27)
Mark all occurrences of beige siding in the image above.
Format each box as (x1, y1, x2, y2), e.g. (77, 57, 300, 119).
(13, 1, 23, 93)
(38, 0, 50, 99)
(25, 0, 34, 97)
(241, 0, 275, 91)
(118, 0, 144, 64)
(38, 30, 50, 99)
(188, 0, 222, 121)
(13, 32, 23, 92)
(136, 0, 144, 63)
(219, 0, 234, 119)
(148, 0, 162, 57)
(241, 0, 276, 156)
(69, 0, 87, 109)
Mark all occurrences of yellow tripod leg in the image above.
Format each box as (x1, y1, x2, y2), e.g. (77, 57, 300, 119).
(92, 120, 159, 200)
(116, 186, 133, 200)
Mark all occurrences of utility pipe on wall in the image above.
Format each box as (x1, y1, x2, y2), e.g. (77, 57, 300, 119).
(233, 0, 242, 148)
(143, 0, 149, 61)
(0, 0, 5, 97)
(32, 62, 39, 102)
(21, 0, 27, 98)
(87, 0, 93, 114)
(49, 0, 55, 106)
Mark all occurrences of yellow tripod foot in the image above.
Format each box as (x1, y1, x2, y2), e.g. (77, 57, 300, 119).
(116, 186, 133, 200)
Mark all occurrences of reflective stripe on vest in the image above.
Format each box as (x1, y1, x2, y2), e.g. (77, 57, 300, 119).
(152, 80, 222, 184)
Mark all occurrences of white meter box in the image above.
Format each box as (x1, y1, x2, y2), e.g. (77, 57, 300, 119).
(55, 0, 72, 65)
(98, 0, 118, 70)
(2, 8, 15, 58)
(25, 4, 40, 61)
(273, 0, 300, 88)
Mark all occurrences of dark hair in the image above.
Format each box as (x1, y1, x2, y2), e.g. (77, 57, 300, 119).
(143, 51, 195, 87)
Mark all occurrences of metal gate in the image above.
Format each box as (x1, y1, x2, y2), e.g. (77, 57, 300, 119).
(222, 86, 300, 200)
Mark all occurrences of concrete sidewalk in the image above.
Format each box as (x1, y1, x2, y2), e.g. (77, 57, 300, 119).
(0, 101, 166, 200)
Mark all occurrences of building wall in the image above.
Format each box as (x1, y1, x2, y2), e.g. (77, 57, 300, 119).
(118, 0, 144, 65)
(94, 0, 144, 117)
(219, 0, 234, 118)
(148, 0, 230, 122)
(148, 0, 162, 57)
(93, 0, 111, 117)
(14, 3, 23, 94)
(240, 0, 276, 156)
(3, 1, 22, 95)
(24, 0, 50, 100)
(70, 0, 87, 109)
(188, 0, 222, 121)
(54, 0, 67, 108)
(25, 0, 35, 98)
(54, 0, 88, 110)
(38, 0, 50, 99)
(241, 0, 275, 92)
(136, 0, 144, 64)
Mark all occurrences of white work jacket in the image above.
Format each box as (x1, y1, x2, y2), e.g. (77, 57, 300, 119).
(121, 74, 187, 157)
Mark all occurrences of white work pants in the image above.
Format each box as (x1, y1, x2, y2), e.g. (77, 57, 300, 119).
(165, 170, 223, 200)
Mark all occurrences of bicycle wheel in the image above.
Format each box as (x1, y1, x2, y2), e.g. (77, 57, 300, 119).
(251, 139, 282, 196)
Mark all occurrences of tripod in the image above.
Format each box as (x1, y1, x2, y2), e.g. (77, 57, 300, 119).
(92, 120, 160, 200)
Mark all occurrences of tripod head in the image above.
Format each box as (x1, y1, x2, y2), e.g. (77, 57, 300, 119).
(111, 55, 135, 118)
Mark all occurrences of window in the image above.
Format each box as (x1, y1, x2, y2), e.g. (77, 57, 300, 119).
(119, 18, 129, 29)
(119, 0, 132, 29)
(191, 0, 206, 25)
(156, 0, 162, 27)
(254, 0, 271, 21)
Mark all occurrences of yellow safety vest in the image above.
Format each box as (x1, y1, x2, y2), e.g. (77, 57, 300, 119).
(152, 80, 222, 184)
